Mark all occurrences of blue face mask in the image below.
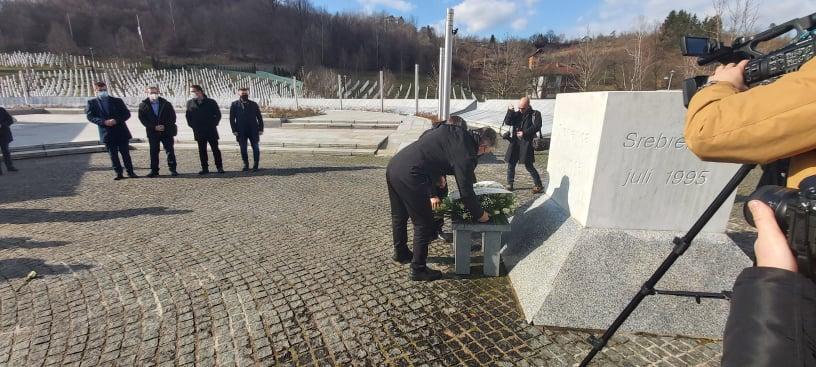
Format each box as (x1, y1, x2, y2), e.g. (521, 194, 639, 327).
(97, 91, 109, 98)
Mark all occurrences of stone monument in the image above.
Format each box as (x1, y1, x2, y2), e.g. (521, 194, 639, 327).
(503, 91, 752, 338)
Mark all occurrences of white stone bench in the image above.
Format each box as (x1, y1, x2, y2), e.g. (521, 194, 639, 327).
(452, 222, 511, 276)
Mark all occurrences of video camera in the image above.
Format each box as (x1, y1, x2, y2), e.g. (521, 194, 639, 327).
(744, 176, 816, 281)
(680, 12, 816, 107)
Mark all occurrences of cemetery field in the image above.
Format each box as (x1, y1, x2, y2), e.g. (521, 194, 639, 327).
(0, 145, 755, 366)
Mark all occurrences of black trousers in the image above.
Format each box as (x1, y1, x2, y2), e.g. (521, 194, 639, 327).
(148, 136, 176, 173)
(387, 170, 435, 270)
(106, 139, 133, 175)
(197, 138, 222, 170)
(0, 140, 12, 172)
(507, 160, 542, 187)
(238, 135, 260, 167)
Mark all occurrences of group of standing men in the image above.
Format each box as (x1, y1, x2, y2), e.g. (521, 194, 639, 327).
(85, 82, 266, 180)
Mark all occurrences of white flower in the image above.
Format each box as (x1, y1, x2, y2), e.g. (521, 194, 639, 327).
(493, 210, 500, 215)
(502, 208, 510, 214)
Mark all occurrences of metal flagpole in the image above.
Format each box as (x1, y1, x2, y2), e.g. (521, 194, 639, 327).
(136, 14, 146, 52)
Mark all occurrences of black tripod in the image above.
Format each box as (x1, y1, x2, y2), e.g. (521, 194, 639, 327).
(580, 163, 756, 366)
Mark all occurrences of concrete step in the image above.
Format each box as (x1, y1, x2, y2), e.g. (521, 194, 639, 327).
(152, 143, 376, 156)
(282, 122, 399, 130)
(10, 140, 103, 153)
(12, 144, 108, 159)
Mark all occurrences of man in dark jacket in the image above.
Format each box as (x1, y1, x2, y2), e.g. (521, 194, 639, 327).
(387, 124, 497, 281)
(86, 82, 137, 180)
(0, 107, 17, 175)
(504, 97, 543, 193)
(138, 87, 178, 177)
(722, 200, 816, 366)
(229, 88, 264, 172)
(186, 85, 223, 174)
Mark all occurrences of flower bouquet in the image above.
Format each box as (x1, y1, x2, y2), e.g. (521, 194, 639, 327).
(433, 181, 519, 224)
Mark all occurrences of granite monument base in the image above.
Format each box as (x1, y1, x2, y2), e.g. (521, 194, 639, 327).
(503, 194, 752, 338)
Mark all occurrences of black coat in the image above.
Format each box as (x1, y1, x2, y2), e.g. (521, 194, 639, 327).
(387, 124, 483, 219)
(85, 96, 132, 144)
(504, 108, 542, 164)
(722, 267, 816, 366)
(138, 97, 177, 139)
(0, 107, 13, 145)
(229, 100, 264, 139)
(186, 97, 222, 141)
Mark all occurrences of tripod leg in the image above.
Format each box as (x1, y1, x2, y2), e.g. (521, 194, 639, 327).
(579, 164, 755, 366)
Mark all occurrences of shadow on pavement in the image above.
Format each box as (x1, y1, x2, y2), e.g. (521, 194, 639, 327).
(0, 207, 192, 224)
(0, 257, 94, 280)
(0, 237, 71, 250)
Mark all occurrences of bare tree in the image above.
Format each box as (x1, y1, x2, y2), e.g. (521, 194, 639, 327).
(623, 17, 657, 90)
(712, 0, 760, 43)
(482, 39, 530, 98)
(570, 28, 607, 92)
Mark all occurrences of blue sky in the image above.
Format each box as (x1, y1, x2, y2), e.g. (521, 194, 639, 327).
(310, 0, 815, 39)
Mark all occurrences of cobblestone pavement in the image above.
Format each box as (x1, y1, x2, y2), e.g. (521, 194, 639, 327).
(0, 146, 752, 366)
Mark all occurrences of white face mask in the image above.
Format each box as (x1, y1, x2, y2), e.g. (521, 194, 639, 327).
(97, 91, 109, 98)
(149, 93, 159, 101)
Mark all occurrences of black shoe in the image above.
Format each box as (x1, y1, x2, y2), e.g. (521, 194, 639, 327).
(438, 232, 453, 243)
(7, 167, 17, 172)
(114, 174, 125, 181)
(392, 248, 413, 264)
(410, 266, 443, 281)
(147, 171, 159, 178)
(198, 169, 210, 175)
(127, 172, 139, 178)
(252, 167, 260, 172)
(170, 170, 179, 177)
(506, 184, 514, 191)
(217, 168, 225, 174)
(242, 166, 250, 172)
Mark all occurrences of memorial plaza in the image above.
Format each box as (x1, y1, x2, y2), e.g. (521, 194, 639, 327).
(0, 137, 759, 366)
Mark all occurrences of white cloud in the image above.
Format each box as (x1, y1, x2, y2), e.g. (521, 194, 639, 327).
(357, 0, 414, 13)
(571, 0, 816, 37)
(450, 0, 540, 34)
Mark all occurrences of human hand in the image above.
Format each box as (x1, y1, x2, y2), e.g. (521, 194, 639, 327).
(259, 131, 264, 136)
(748, 200, 798, 272)
(478, 211, 490, 223)
(155, 125, 165, 132)
(104, 119, 116, 127)
(430, 197, 442, 210)
(709, 60, 749, 91)
(233, 132, 238, 136)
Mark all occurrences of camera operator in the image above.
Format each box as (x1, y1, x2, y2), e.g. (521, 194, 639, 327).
(685, 59, 816, 365)
(723, 201, 815, 366)
(684, 58, 816, 189)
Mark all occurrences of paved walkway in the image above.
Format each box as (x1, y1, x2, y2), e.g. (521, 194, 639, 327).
(0, 146, 738, 366)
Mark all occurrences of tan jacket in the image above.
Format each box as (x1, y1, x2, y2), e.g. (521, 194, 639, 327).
(684, 58, 816, 188)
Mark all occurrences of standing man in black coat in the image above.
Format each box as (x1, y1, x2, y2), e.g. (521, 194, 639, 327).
(138, 86, 178, 177)
(0, 107, 17, 175)
(86, 81, 137, 181)
(504, 96, 543, 193)
(387, 124, 497, 281)
(186, 85, 223, 174)
(229, 88, 264, 172)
